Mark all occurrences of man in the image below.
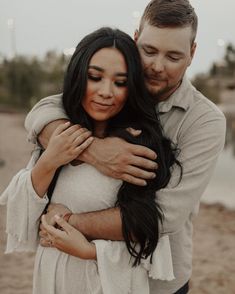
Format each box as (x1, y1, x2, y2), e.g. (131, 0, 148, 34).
(25, 1, 226, 293)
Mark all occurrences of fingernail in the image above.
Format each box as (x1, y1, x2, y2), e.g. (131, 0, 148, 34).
(54, 214, 60, 220)
(151, 173, 156, 179)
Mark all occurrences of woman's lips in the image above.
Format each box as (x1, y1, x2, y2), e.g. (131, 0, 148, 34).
(92, 101, 113, 110)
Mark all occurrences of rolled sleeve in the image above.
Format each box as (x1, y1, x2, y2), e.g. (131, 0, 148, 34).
(25, 94, 68, 143)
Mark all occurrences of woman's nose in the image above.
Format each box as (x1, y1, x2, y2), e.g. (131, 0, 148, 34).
(98, 80, 114, 98)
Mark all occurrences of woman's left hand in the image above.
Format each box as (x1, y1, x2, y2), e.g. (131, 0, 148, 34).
(41, 214, 96, 260)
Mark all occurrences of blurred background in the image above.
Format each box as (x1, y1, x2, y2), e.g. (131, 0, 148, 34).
(0, 0, 235, 293)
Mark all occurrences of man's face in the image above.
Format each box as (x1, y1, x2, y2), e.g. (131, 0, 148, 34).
(135, 22, 196, 101)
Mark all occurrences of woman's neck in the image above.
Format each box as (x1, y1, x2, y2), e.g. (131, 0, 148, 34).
(94, 121, 107, 138)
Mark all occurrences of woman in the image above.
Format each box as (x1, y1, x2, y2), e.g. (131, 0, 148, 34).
(1, 27, 180, 293)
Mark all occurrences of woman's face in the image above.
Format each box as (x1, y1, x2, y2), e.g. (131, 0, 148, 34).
(82, 47, 128, 126)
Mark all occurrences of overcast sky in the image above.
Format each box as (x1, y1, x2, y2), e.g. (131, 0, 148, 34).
(1, 0, 235, 78)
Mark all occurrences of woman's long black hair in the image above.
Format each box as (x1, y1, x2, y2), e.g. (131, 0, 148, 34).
(49, 27, 182, 266)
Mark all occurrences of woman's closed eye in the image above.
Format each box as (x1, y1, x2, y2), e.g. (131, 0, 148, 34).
(88, 74, 101, 82)
(115, 80, 127, 87)
(88, 74, 127, 87)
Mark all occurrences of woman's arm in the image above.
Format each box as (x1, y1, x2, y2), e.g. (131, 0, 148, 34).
(31, 122, 94, 197)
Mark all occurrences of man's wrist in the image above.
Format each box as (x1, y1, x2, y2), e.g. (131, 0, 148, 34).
(78, 137, 101, 165)
(63, 212, 73, 223)
(88, 242, 97, 260)
(69, 213, 80, 229)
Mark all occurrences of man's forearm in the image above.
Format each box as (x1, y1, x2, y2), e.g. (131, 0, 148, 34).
(69, 207, 124, 241)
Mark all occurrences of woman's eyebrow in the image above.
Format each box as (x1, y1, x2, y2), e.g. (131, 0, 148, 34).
(88, 65, 104, 72)
(88, 65, 127, 77)
(116, 73, 128, 77)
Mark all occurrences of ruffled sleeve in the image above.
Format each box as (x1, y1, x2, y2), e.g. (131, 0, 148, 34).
(93, 235, 174, 294)
(0, 147, 49, 253)
(141, 235, 175, 281)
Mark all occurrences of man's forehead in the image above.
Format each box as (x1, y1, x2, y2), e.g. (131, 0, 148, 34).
(137, 23, 193, 51)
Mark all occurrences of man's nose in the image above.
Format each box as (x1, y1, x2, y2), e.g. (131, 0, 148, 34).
(98, 80, 113, 98)
(152, 56, 165, 73)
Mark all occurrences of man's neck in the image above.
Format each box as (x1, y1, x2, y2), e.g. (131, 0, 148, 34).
(158, 80, 182, 102)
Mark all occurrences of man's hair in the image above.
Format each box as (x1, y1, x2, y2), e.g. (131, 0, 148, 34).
(139, 0, 198, 44)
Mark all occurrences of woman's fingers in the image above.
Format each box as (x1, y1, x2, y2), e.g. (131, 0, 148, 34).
(69, 128, 91, 142)
(74, 137, 94, 154)
(57, 124, 93, 151)
(73, 131, 93, 146)
(39, 228, 48, 238)
(53, 121, 72, 136)
(53, 215, 73, 233)
(62, 124, 83, 136)
(41, 215, 62, 237)
(40, 238, 53, 247)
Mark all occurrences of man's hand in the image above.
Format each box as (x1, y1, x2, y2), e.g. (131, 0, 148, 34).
(38, 122, 158, 186)
(44, 203, 72, 225)
(80, 137, 158, 186)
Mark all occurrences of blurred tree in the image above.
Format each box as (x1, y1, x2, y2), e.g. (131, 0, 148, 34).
(224, 43, 235, 75)
(0, 51, 69, 110)
(192, 74, 220, 104)
(3, 57, 43, 108)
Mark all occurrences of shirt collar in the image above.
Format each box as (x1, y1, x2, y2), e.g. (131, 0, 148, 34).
(157, 76, 193, 113)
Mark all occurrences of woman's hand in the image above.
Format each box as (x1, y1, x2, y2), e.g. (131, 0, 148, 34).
(41, 214, 96, 260)
(39, 203, 71, 246)
(40, 122, 94, 171)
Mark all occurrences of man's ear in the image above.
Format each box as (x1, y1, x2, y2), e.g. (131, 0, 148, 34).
(134, 30, 139, 43)
(188, 42, 197, 66)
(190, 42, 197, 59)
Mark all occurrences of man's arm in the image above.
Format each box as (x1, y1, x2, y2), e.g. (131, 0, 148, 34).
(25, 95, 158, 186)
(65, 108, 226, 239)
(69, 207, 123, 241)
(41, 205, 123, 241)
(45, 105, 226, 240)
(25, 93, 68, 144)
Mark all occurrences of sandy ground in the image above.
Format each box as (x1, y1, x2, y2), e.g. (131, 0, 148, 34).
(0, 112, 235, 294)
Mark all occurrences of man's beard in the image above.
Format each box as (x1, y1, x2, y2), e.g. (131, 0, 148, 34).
(146, 78, 180, 102)
(146, 80, 170, 102)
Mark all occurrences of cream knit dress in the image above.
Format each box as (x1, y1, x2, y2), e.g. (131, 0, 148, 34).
(0, 148, 175, 294)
